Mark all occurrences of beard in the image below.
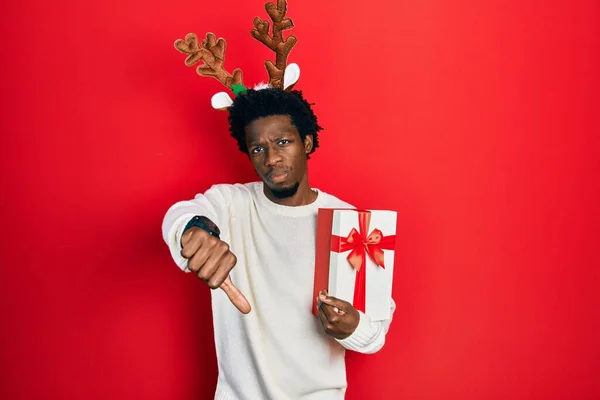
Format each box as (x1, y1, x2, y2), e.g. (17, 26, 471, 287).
(269, 182, 300, 199)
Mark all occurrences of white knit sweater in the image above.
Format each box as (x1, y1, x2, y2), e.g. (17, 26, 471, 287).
(162, 182, 395, 400)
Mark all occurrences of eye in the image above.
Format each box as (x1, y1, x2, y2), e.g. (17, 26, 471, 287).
(250, 147, 264, 155)
(277, 139, 290, 145)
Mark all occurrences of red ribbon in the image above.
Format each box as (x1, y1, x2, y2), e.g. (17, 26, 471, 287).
(330, 210, 396, 313)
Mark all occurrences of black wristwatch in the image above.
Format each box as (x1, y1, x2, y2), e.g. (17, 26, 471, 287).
(183, 215, 221, 239)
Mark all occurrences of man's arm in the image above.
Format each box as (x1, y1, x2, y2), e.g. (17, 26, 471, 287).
(162, 184, 231, 271)
(161, 184, 250, 314)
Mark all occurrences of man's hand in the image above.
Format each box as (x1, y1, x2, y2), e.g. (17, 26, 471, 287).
(316, 290, 360, 340)
(181, 227, 251, 314)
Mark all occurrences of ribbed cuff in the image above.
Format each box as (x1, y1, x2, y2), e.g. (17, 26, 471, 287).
(335, 311, 376, 351)
(169, 214, 196, 272)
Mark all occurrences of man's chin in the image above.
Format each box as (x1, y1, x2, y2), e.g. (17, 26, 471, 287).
(266, 181, 300, 199)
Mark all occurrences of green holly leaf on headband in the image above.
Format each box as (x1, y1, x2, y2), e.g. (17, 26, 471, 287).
(231, 84, 247, 96)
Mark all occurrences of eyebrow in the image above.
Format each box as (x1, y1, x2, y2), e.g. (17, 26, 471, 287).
(248, 142, 261, 148)
(248, 134, 292, 147)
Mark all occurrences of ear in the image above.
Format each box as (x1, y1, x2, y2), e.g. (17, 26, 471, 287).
(211, 92, 233, 111)
(283, 63, 300, 91)
(304, 134, 313, 154)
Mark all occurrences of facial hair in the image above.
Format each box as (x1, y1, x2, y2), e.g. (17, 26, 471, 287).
(269, 182, 300, 199)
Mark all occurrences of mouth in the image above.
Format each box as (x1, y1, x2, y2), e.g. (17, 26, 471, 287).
(267, 170, 290, 184)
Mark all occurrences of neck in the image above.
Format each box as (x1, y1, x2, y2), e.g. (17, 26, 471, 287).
(263, 174, 317, 207)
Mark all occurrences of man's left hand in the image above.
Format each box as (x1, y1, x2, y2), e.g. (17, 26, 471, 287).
(317, 290, 360, 340)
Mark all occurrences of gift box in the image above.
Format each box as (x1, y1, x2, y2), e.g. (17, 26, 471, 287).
(313, 208, 397, 321)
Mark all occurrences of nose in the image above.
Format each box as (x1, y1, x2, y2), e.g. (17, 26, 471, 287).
(264, 148, 282, 167)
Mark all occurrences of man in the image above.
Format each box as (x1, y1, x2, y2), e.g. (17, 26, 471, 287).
(162, 88, 395, 399)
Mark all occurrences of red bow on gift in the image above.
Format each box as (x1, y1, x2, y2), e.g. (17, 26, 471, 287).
(330, 210, 396, 313)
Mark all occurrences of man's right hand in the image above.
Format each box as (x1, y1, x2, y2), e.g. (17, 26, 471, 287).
(181, 227, 251, 314)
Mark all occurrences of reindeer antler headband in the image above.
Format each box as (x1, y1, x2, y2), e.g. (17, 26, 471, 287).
(174, 0, 301, 111)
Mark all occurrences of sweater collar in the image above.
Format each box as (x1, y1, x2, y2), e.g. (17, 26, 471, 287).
(254, 182, 325, 217)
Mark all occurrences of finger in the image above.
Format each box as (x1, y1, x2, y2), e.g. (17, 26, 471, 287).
(180, 229, 202, 259)
(181, 227, 197, 248)
(317, 302, 330, 330)
(319, 294, 345, 314)
(197, 243, 229, 281)
(319, 302, 340, 324)
(318, 292, 349, 312)
(187, 245, 211, 274)
(221, 276, 251, 314)
(206, 252, 237, 289)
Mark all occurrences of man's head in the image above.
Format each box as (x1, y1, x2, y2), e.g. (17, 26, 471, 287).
(228, 88, 323, 199)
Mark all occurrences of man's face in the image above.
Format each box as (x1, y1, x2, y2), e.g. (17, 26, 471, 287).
(244, 115, 313, 199)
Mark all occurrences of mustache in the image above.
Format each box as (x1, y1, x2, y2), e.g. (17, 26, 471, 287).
(267, 167, 291, 178)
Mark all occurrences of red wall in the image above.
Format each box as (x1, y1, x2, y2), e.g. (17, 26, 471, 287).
(1, 0, 599, 399)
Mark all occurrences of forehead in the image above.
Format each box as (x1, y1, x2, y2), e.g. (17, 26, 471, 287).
(244, 115, 299, 142)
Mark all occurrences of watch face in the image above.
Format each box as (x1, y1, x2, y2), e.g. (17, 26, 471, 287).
(199, 216, 221, 237)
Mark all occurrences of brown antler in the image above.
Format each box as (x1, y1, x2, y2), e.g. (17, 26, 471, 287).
(174, 32, 244, 89)
(251, 0, 297, 89)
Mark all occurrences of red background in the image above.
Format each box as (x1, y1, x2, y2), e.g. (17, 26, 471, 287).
(1, 0, 599, 399)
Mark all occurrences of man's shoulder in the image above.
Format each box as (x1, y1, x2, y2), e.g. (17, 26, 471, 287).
(317, 189, 355, 209)
(203, 181, 260, 197)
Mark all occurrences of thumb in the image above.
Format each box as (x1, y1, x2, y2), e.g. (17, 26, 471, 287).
(220, 276, 251, 314)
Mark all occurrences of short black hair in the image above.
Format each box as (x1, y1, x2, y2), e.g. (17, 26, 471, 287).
(227, 88, 323, 156)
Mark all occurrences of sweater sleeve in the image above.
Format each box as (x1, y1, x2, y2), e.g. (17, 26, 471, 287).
(335, 298, 396, 354)
(161, 184, 233, 272)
